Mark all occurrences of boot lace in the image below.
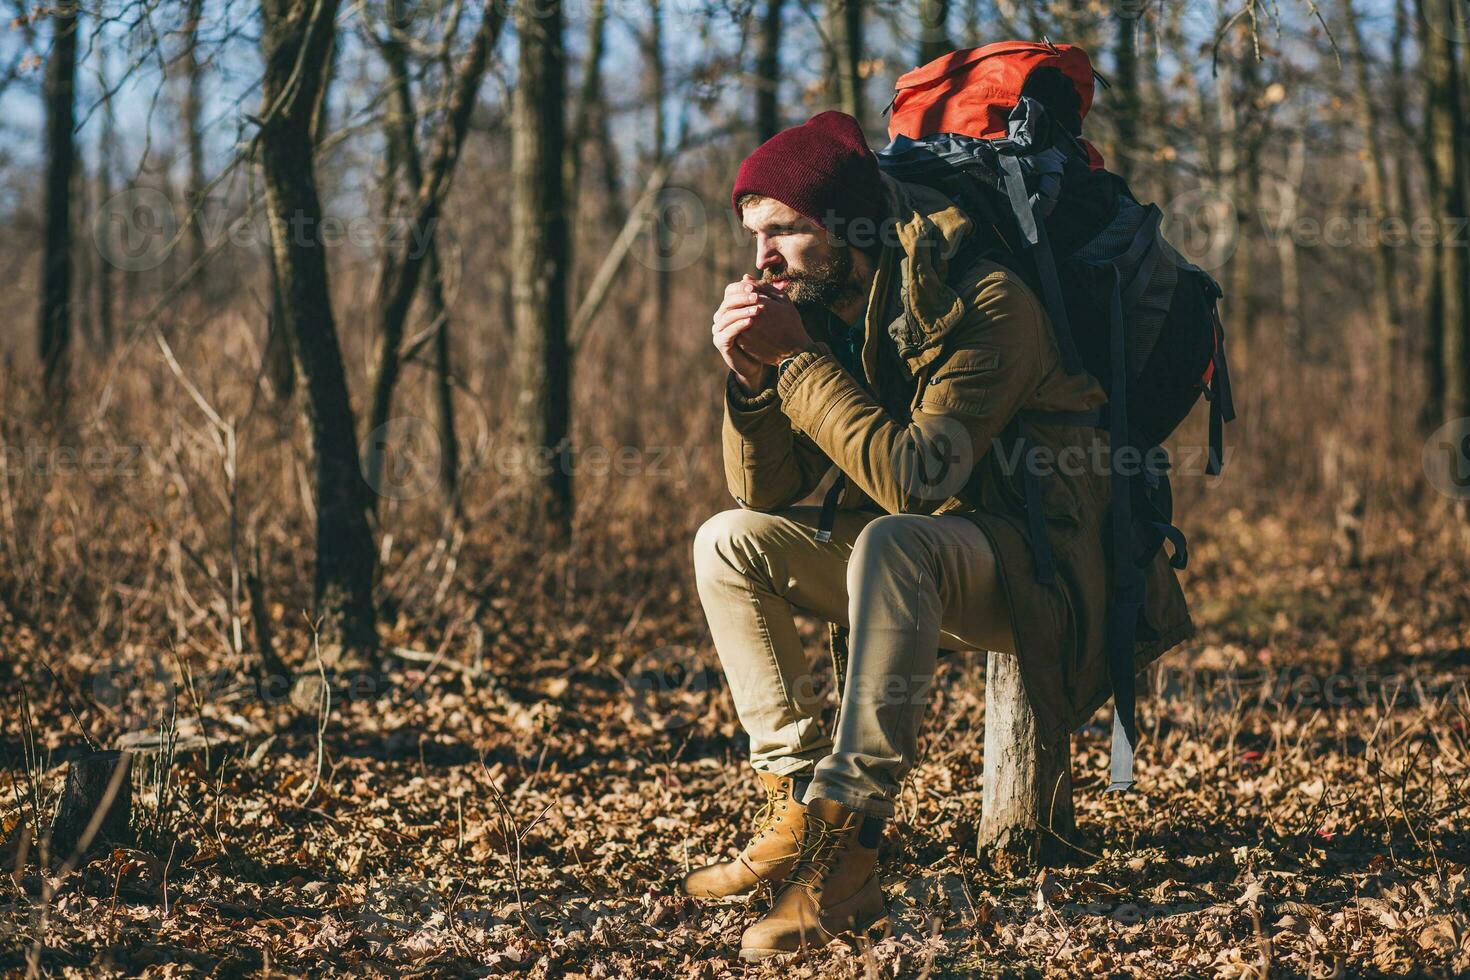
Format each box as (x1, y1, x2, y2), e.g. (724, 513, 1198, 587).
(748, 782, 785, 840)
(784, 815, 844, 888)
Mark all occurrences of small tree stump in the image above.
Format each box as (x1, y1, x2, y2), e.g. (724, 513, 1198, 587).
(49, 750, 134, 864)
(977, 651, 1076, 873)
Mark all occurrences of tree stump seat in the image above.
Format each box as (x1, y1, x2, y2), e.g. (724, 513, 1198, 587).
(977, 651, 1078, 874)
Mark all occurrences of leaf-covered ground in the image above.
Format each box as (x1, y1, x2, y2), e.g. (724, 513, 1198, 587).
(3, 508, 1470, 977)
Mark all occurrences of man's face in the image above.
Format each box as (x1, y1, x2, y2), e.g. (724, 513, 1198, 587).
(739, 196, 856, 309)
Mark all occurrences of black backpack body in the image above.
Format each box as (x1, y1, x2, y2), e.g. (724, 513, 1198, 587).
(876, 82, 1238, 792)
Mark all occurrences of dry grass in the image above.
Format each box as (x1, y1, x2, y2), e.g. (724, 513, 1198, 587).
(2, 281, 1469, 976)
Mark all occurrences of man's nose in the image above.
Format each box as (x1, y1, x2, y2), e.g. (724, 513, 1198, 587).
(755, 236, 783, 272)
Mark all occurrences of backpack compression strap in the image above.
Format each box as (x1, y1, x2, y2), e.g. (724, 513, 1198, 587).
(1103, 266, 1142, 793)
(998, 153, 1083, 376)
(1018, 384, 1141, 792)
(1206, 306, 1237, 476)
(1014, 267, 1143, 792)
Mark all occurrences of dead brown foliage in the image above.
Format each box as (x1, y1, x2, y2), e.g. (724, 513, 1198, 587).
(1, 292, 1468, 977)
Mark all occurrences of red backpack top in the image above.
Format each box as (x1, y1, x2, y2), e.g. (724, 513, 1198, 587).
(888, 41, 1106, 169)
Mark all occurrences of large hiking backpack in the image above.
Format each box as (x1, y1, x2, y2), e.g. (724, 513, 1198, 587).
(876, 40, 1237, 791)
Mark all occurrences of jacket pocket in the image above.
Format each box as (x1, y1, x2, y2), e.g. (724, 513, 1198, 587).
(921, 347, 1002, 414)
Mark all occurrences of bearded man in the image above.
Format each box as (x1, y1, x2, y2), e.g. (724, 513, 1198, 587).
(684, 110, 1192, 960)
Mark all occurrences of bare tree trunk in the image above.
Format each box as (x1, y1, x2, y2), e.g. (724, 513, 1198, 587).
(94, 45, 116, 350)
(263, 256, 296, 401)
(425, 246, 460, 508)
(1237, 57, 1263, 357)
(1144, 12, 1177, 205)
(1388, 0, 1416, 224)
(1214, 49, 1240, 303)
(511, 0, 572, 535)
(49, 751, 133, 863)
(1388, 0, 1416, 326)
(378, 0, 413, 215)
(364, 2, 501, 499)
(978, 652, 1076, 872)
(263, 0, 334, 410)
(566, 0, 608, 213)
(310, 29, 338, 165)
(365, 0, 417, 495)
(39, 1, 79, 405)
(1341, 0, 1403, 418)
(71, 146, 92, 347)
(593, 100, 625, 230)
(1111, 7, 1139, 182)
(756, 0, 784, 142)
(257, 0, 377, 657)
(918, 0, 949, 65)
(828, 0, 865, 130)
(1214, 29, 1260, 359)
(1274, 131, 1306, 354)
(1415, 2, 1445, 431)
(181, 0, 208, 274)
(1419, 0, 1470, 428)
(647, 0, 670, 331)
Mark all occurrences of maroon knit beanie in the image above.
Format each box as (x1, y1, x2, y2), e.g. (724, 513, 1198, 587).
(732, 110, 887, 250)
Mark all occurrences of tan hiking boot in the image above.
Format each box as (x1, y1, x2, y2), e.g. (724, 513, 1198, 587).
(681, 770, 807, 899)
(739, 796, 886, 960)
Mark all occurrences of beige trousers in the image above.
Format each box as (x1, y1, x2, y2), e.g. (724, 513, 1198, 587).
(693, 505, 1017, 817)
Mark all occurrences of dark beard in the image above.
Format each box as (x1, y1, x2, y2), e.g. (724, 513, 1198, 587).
(762, 244, 860, 311)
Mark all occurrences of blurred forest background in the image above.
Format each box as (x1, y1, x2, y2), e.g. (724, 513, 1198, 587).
(1, 0, 1469, 975)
